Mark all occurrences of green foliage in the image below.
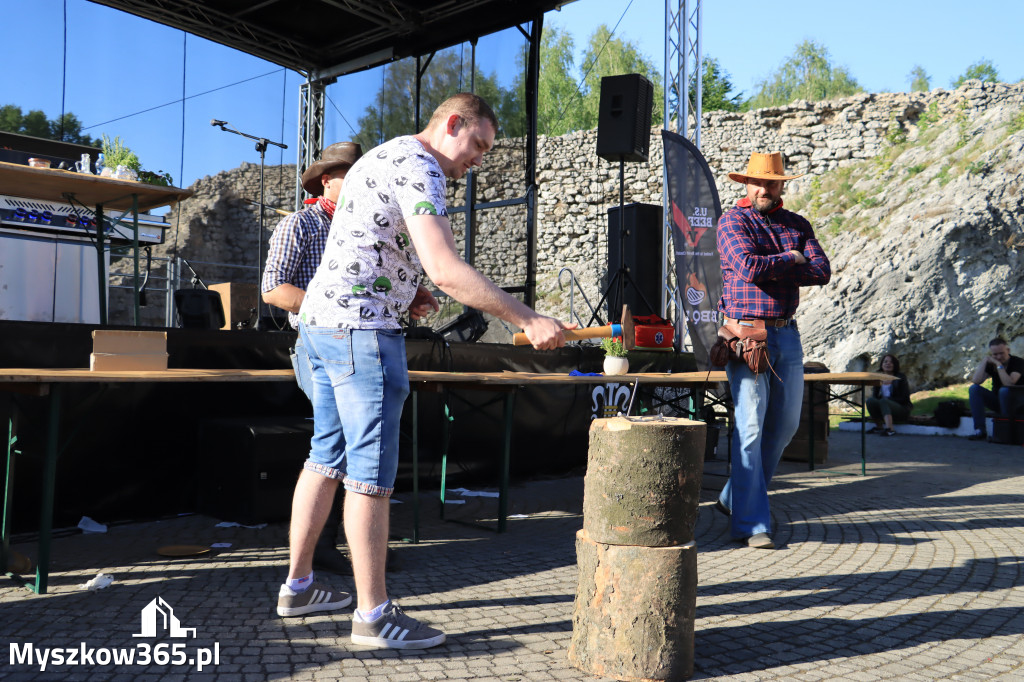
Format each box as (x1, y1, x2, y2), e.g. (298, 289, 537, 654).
(966, 159, 989, 176)
(601, 336, 627, 357)
(578, 25, 664, 132)
(909, 383, 971, 417)
(917, 102, 941, 131)
(935, 165, 952, 186)
(691, 57, 743, 112)
(1008, 108, 1024, 134)
(908, 65, 931, 92)
(0, 104, 95, 146)
(953, 101, 971, 149)
(137, 169, 174, 186)
(885, 115, 907, 146)
(355, 51, 516, 146)
(952, 59, 999, 87)
(746, 40, 862, 110)
(906, 164, 926, 175)
(355, 24, 664, 143)
(101, 134, 141, 172)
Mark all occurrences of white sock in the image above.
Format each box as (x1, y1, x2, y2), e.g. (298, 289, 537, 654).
(285, 571, 314, 592)
(358, 599, 390, 621)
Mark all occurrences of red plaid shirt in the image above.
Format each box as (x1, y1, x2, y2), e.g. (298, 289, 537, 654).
(716, 198, 830, 319)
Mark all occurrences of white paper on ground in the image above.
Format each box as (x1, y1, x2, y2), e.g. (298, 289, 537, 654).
(448, 487, 500, 498)
(78, 516, 108, 534)
(508, 514, 529, 519)
(79, 573, 114, 590)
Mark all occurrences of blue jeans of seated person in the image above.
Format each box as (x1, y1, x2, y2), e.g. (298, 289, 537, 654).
(299, 325, 410, 498)
(719, 324, 804, 539)
(969, 383, 1017, 431)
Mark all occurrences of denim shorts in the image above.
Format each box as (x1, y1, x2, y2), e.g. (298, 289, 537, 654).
(298, 325, 410, 497)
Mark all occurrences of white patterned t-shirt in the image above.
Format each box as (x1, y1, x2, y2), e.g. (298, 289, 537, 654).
(299, 136, 447, 329)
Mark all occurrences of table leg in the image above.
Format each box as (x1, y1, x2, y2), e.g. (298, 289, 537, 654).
(808, 384, 816, 472)
(34, 383, 62, 594)
(411, 390, 419, 544)
(2, 402, 16, 575)
(860, 386, 867, 476)
(439, 390, 450, 521)
(497, 390, 515, 533)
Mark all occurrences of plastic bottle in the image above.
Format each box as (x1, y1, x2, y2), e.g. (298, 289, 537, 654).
(95, 153, 105, 177)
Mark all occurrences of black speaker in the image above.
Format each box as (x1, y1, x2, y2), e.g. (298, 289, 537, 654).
(596, 74, 654, 163)
(197, 417, 313, 525)
(607, 202, 663, 316)
(175, 289, 226, 330)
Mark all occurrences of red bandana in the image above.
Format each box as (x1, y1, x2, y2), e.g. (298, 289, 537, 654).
(318, 196, 336, 221)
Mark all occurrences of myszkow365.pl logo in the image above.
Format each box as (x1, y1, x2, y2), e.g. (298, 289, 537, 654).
(8, 596, 220, 672)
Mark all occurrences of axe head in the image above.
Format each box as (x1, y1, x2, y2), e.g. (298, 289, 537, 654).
(620, 304, 635, 350)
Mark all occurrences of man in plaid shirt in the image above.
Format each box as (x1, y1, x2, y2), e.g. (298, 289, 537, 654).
(261, 141, 362, 574)
(713, 152, 831, 549)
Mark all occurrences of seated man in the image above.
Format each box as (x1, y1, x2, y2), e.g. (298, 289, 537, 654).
(968, 337, 1023, 440)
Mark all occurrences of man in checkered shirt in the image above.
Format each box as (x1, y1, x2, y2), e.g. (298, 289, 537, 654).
(713, 152, 831, 550)
(261, 141, 362, 574)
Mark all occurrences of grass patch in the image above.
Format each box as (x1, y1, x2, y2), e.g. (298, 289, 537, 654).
(827, 383, 971, 429)
(906, 164, 926, 175)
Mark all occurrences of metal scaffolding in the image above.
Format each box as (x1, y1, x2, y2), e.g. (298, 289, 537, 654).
(663, 0, 702, 345)
(294, 79, 327, 211)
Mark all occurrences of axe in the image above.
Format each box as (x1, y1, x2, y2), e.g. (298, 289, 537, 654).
(512, 305, 635, 349)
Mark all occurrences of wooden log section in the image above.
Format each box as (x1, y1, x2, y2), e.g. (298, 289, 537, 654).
(568, 530, 697, 681)
(584, 417, 705, 547)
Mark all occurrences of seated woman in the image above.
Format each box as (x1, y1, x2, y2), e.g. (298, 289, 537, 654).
(866, 353, 912, 436)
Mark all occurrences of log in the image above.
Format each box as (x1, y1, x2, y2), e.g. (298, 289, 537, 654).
(568, 529, 697, 681)
(583, 416, 705, 547)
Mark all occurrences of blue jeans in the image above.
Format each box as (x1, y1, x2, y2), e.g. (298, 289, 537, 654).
(969, 383, 1016, 431)
(299, 325, 410, 497)
(719, 324, 804, 538)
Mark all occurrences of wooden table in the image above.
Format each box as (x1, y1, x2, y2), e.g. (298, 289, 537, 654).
(803, 372, 892, 475)
(0, 161, 193, 325)
(1, 368, 294, 594)
(404, 371, 727, 541)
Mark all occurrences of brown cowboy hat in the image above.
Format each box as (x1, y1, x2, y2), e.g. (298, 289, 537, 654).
(301, 142, 363, 196)
(728, 151, 804, 183)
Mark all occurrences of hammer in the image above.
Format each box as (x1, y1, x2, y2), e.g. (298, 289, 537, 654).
(512, 305, 635, 349)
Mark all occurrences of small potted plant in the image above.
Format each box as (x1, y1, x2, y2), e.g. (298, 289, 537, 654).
(101, 134, 141, 181)
(601, 336, 629, 376)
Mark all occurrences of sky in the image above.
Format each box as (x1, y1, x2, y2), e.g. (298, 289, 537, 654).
(1, 0, 1021, 197)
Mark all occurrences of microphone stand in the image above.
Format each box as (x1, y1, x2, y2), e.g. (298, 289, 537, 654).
(212, 120, 287, 327)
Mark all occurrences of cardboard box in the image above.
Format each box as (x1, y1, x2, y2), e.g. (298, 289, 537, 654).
(90, 352, 169, 371)
(90, 330, 168, 371)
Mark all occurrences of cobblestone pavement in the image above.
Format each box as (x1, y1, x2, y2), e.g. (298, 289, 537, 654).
(2, 430, 1024, 681)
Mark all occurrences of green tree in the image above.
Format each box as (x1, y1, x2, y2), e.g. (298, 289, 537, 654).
(356, 50, 516, 147)
(908, 65, 931, 92)
(0, 104, 95, 145)
(533, 25, 580, 136)
(692, 57, 743, 112)
(746, 40, 862, 110)
(579, 25, 664, 130)
(952, 59, 999, 87)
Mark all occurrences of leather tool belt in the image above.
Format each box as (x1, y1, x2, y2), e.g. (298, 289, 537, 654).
(709, 318, 772, 374)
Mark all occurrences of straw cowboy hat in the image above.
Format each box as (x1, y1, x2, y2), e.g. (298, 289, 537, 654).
(301, 142, 363, 196)
(727, 151, 804, 184)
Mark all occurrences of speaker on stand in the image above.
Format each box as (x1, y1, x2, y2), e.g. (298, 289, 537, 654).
(590, 73, 655, 327)
(606, 203, 663, 317)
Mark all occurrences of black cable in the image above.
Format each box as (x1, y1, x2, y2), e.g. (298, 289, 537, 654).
(83, 68, 284, 131)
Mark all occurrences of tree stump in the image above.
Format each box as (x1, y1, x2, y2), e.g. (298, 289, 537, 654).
(570, 416, 705, 681)
(584, 416, 705, 546)
(568, 530, 697, 681)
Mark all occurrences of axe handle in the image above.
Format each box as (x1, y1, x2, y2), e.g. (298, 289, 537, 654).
(512, 324, 622, 346)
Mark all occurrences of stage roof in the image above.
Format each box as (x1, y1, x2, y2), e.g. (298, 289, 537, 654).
(88, 0, 571, 78)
